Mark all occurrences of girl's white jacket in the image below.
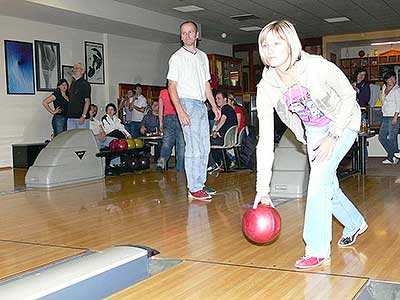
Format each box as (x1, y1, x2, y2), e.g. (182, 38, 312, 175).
(101, 114, 131, 138)
(256, 51, 361, 196)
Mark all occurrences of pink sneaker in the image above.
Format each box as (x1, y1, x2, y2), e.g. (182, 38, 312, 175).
(294, 256, 330, 269)
(188, 190, 212, 201)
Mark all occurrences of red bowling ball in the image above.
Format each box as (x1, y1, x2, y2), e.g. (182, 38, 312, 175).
(118, 139, 128, 151)
(109, 139, 128, 152)
(242, 204, 281, 244)
(109, 139, 119, 152)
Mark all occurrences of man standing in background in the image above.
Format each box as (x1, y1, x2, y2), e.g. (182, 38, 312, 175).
(67, 63, 91, 129)
(130, 83, 148, 138)
(167, 20, 221, 201)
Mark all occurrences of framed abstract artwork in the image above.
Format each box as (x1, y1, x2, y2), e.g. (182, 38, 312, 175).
(34, 40, 61, 91)
(62, 65, 74, 85)
(4, 40, 35, 94)
(84, 41, 105, 84)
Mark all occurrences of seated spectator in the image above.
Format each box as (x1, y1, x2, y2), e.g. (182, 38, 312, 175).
(140, 100, 160, 135)
(227, 94, 245, 133)
(208, 90, 238, 171)
(102, 103, 131, 139)
(140, 100, 161, 162)
(89, 104, 120, 166)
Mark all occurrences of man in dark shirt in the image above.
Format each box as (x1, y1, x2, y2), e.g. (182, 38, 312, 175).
(209, 90, 238, 169)
(140, 100, 159, 135)
(67, 63, 91, 129)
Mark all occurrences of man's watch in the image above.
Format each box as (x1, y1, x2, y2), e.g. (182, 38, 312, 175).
(327, 131, 340, 140)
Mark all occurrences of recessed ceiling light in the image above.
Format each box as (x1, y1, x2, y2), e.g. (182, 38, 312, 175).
(173, 5, 205, 12)
(239, 26, 262, 32)
(324, 17, 350, 23)
(230, 14, 259, 21)
(371, 41, 400, 46)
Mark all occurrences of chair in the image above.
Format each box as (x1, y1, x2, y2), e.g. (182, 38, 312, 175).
(211, 125, 238, 171)
(233, 127, 247, 168)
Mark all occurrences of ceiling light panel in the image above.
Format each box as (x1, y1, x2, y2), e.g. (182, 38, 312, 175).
(173, 5, 205, 12)
(324, 17, 351, 23)
(239, 26, 262, 32)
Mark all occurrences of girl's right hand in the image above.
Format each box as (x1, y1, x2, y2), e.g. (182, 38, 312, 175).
(54, 107, 62, 114)
(252, 193, 274, 209)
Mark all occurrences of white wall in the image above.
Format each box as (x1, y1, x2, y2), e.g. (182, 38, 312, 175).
(107, 35, 175, 101)
(0, 15, 232, 167)
(0, 15, 107, 167)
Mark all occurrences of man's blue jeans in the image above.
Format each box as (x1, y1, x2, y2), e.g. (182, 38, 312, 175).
(131, 121, 142, 138)
(180, 99, 210, 192)
(159, 114, 185, 172)
(67, 118, 89, 130)
(378, 116, 399, 161)
(124, 121, 134, 137)
(303, 124, 366, 258)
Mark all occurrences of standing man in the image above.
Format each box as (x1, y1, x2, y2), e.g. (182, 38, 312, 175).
(118, 89, 135, 136)
(67, 63, 91, 129)
(167, 20, 221, 201)
(130, 83, 148, 138)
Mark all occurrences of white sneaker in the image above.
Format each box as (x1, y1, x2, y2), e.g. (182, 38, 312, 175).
(382, 158, 399, 164)
(394, 153, 400, 159)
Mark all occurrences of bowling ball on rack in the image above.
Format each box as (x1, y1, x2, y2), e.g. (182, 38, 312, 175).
(109, 139, 119, 152)
(109, 139, 128, 152)
(118, 139, 129, 151)
(126, 156, 141, 171)
(138, 156, 150, 170)
(127, 138, 136, 149)
(133, 138, 144, 149)
(242, 204, 281, 244)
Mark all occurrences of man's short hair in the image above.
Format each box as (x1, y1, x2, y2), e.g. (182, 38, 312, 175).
(180, 21, 198, 32)
(74, 62, 85, 69)
(135, 83, 142, 89)
(215, 90, 228, 101)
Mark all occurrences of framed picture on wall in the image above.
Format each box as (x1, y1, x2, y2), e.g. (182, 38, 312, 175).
(84, 41, 105, 84)
(4, 40, 35, 94)
(62, 65, 74, 85)
(34, 40, 61, 91)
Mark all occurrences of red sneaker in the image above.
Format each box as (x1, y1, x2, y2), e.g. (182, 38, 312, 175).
(294, 256, 330, 269)
(188, 190, 212, 201)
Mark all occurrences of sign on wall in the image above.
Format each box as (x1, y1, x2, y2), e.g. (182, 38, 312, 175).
(34, 40, 61, 91)
(4, 40, 35, 94)
(84, 41, 105, 84)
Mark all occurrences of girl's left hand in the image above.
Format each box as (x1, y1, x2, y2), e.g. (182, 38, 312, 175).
(312, 136, 337, 163)
(392, 117, 398, 125)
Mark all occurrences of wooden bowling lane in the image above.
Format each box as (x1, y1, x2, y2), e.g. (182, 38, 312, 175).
(108, 261, 367, 300)
(0, 240, 84, 280)
(0, 168, 26, 194)
(1, 169, 400, 283)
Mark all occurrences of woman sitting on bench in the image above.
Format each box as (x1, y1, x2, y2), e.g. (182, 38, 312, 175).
(102, 103, 131, 139)
(89, 104, 120, 166)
